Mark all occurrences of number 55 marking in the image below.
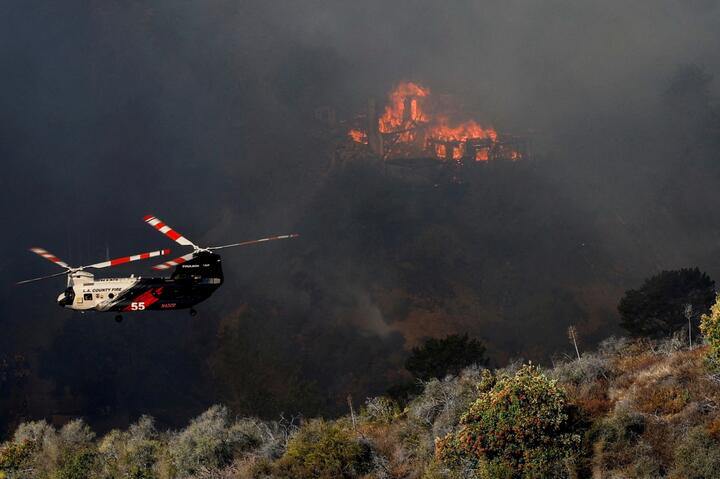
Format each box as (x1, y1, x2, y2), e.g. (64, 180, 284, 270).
(131, 302, 146, 311)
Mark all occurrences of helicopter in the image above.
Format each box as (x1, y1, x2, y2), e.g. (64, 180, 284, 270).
(18, 215, 299, 322)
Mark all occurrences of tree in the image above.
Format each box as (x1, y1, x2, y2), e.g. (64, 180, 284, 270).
(405, 334, 488, 381)
(618, 268, 715, 338)
(436, 365, 582, 478)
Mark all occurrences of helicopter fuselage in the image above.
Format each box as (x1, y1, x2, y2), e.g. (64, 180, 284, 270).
(58, 252, 224, 313)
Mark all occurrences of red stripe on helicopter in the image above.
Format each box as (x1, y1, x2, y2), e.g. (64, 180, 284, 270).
(110, 256, 132, 266)
(147, 217, 182, 241)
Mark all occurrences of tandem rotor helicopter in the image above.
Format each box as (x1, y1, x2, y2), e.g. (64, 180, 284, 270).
(17, 215, 299, 322)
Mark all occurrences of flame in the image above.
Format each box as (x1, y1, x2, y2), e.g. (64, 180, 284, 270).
(435, 144, 446, 158)
(348, 81, 521, 162)
(452, 146, 463, 160)
(378, 82, 430, 135)
(429, 116, 497, 143)
(348, 128, 368, 144)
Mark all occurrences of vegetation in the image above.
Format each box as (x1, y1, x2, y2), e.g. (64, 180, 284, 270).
(618, 268, 715, 338)
(701, 294, 720, 370)
(7, 329, 720, 478)
(273, 420, 372, 478)
(436, 365, 581, 478)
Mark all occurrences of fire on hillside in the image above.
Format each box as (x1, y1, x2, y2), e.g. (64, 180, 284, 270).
(347, 82, 527, 163)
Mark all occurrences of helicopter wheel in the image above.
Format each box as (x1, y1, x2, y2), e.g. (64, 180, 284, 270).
(114, 314, 123, 323)
(189, 308, 198, 317)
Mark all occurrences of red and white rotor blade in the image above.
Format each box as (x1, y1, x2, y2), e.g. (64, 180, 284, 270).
(143, 215, 197, 247)
(29, 247, 71, 269)
(209, 233, 299, 251)
(152, 252, 197, 271)
(85, 248, 171, 269)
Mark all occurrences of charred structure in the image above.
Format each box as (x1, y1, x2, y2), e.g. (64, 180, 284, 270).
(340, 82, 531, 172)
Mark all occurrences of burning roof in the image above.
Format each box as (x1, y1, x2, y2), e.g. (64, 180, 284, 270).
(348, 81, 525, 163)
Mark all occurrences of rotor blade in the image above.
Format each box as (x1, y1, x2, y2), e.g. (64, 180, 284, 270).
(17, 270, 70, 285)
(152, 252, 197, 271)
(85, 248, 171, 269)
(28, 247, 71, 269)
(143, 215, 197, 247)
(209, 233, 300, 251)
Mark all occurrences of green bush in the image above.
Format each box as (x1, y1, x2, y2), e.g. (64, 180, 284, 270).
(0, 440, 34, 476)
(274, 420, 372, 479)
(701, 294, 720, 370)
(55, 449, 97, 479)
(167, 405, 252, 477)
(436, 365, 582, 478)
(97, 416, 161, 479)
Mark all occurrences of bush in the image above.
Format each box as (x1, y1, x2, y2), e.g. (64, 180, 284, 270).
(362, 397, 400, 425)
(671, 426, 720, 478)
(701, 294, 720, 370)
(0, 419, 97, 479)
(436, 364, 582, 478)
(0, 440, 34, 476)
(550, 353, 609, 387)
(589, 407, 647, 473)
(167, 405, 256, 477)
(97, 415, 161, 479)
(408, 367, 485, 441)
(55, 448, 97, 479)
(274, 420, 372, 479)
(619, 268, 715, 338)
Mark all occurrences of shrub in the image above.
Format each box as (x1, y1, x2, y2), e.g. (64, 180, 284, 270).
(1, 421, 54, 478)
(408, 366, 485, 441)
(362, 397, 400, 425)
(701, 294, 720, 370)
(1, 419, 97, 479)
(167, 405, 256, 477)
(590, 407, 645, 465)
(550, 353, 609, 386)
(55, 448, 97, 479)
(436, 364, 582, 478)
(671, 426, 720, 478)
(97, 415, 161, 479)
(274, 420, 372, 479)
(0, 440, 34, 476)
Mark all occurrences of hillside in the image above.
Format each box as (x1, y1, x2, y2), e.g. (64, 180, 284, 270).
(4, 331, 720, 478)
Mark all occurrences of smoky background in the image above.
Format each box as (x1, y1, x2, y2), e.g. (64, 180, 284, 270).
(1, 0, 719, 435)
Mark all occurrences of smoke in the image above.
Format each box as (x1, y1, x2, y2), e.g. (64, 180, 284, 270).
(1, 0, 720, 433)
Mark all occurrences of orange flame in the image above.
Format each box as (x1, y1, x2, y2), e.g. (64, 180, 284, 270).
(475, 149, 489, 162)
(378, 82, 430, 134)
(348, 128, 368, 144)
(429, 116, 498, 143)
(348, 81, 520, 162)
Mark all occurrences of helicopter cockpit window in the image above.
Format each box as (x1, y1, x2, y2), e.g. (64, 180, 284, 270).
(84, 293, 93, 301)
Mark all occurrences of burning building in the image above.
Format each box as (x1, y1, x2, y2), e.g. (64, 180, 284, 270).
(346, 82, 529, 165)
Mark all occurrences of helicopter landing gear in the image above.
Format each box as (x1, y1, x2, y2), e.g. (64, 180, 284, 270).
(114, 314, 123, 323)
(189, 308, 198, 317)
